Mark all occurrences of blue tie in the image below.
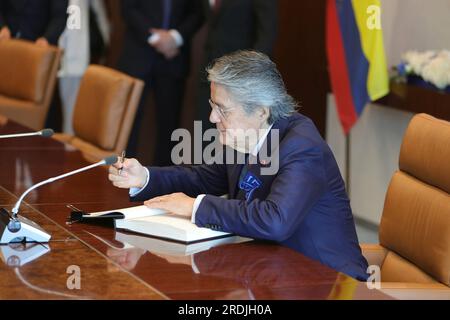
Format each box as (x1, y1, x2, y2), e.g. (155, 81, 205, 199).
(162, 0, 172, 29)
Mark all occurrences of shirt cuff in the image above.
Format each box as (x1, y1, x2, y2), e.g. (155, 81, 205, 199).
(169, 29, 184, 47)
(191, 194, 206, 223)
(129, 167, 150, 197)
(148, 33, 160, 45)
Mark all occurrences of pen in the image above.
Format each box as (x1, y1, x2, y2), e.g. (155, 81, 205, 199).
(66, 204, 83, 212)
(118, 150, 126, 175)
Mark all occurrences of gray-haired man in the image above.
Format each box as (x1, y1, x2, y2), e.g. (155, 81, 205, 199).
(109, 50, 369, 281)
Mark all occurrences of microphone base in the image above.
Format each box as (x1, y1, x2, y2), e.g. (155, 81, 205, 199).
(0, 208, 51, 244)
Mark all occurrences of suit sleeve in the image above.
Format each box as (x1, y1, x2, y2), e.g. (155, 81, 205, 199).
(176, 0, 204, 45)
(130, 164, 229, 202)
(43, 0, 69, 45)
(121, 0, 154, 44)
(252, 0, 278, 55)
(194, 143, 327, 242)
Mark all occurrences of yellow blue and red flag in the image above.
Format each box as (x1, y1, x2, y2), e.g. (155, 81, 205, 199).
(326, 0, 389, 134)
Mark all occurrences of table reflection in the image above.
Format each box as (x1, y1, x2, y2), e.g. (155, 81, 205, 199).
(0, 242, 50, 267)
(90, 230, 248, 271)
(97, 230, 363, 300)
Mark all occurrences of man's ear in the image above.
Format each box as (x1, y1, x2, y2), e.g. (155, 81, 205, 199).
(258, 107, 270, 123)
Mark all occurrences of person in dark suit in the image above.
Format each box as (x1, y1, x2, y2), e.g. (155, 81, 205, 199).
(196, 0, 278, 132)
(118, 0, 203, 166)
(0, 0, 68, 46)
(108, 51, 369, 281)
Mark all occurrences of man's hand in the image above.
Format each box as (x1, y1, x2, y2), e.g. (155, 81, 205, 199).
(161, 46, 179, 60)
(0, 26, 11, 41)
(35, 37, 49, 47)
(149, 28, 180, 60)
(109, 158, 148, 189)
(106, 247, 146, 271)
(145, 192, 195, 219)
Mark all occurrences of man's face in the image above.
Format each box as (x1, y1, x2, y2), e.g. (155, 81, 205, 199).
(209, 82, 268, 153)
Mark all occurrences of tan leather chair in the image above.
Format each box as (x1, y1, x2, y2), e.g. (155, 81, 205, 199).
(361, 113, 450, 300)
(54, 65, 144, 163)
(0, 39, 61, 130)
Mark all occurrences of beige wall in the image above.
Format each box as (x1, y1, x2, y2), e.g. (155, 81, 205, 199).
(381, 0, 450, 66)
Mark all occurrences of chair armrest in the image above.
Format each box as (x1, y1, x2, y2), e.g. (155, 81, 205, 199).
(53, 133, 74, 144)
(361, 243, 388, 268)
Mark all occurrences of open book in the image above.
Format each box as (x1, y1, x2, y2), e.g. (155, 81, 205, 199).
(86, 205, 232, 244)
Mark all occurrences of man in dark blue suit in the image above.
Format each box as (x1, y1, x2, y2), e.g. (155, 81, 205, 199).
(109, 50, 369, 281)
(0, 0, 67, 46)
(118, 0, 203, 165)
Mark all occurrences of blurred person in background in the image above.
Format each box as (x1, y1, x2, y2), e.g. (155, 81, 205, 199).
(118, 0, 203, 166)
(58, 0, 110, 134)
(196, 0, 278, 134)
(0, 0, 68, 46)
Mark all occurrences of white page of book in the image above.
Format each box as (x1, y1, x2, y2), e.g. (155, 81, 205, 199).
(88, 205, 167, 219)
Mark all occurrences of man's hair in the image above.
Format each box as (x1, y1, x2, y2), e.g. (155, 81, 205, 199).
(207, 50, 298, 124)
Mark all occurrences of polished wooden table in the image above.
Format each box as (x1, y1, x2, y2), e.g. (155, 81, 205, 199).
(0, 118, 391, 300)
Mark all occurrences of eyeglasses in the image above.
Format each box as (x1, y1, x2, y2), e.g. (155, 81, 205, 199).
(209, 99, 234, 120)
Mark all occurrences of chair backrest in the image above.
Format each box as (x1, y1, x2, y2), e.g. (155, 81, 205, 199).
(379, 113, 450, 286)
(0, 39, 61, 129)
(72, 65, 143, 159)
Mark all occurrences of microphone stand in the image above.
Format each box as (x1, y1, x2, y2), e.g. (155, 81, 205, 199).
(0, 156, 117, 244)
(0, 129, 55, 139)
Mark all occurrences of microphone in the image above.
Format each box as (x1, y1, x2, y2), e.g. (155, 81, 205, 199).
(0, 128, 54, 139)
(2, 155, 118, 243)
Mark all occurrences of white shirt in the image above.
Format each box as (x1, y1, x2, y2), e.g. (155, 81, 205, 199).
(130, 125, 274, 223)
(148, 30, 184, 47)
(59, 0, 111, 77)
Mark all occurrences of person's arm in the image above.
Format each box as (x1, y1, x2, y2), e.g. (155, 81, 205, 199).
(42, 0, 69, 45)
(150, 0, 203, 59)
(121, 0, 155, 44)
(174, 0, 204, 47)
(195, 142, 327, 242)
(131, 164, 229, 202)
(109, 156, 229, 203)
(252, 0, 278, 55)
